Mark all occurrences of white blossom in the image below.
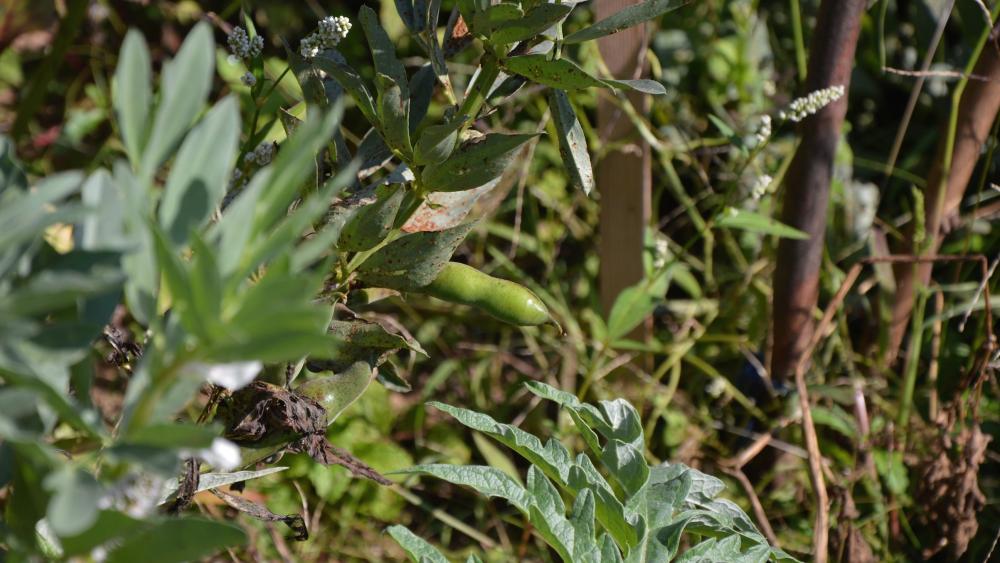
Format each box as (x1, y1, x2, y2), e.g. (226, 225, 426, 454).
(193, 360, 263, 390)
(754, 114, 772, 146)
(779, 85, 845, 122)
(98, 473, 167, 518)
(706, 377, 727, 398)
(194, 438, 242, 471)
(751, 174, 773, 199)
(240, 71, 257, 87)
(227, 26, 263, 61)
(299, 15, 351, 59)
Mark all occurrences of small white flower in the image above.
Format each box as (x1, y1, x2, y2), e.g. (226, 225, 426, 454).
(299, 15, 351, 59)
(196, 438, 242, 471)
(751, 174, 773, 199)
(195, 360, 263, 390)
(754, 115, 772, 146)
(779, 85, 845, 122)
(227, 26, 263, 60)
(706, 377, 727, 398)
(240, 72, 257, 87)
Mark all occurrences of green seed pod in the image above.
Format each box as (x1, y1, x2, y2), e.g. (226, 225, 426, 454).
(421, 262, 552, 326)
(294, 360, 374, 426)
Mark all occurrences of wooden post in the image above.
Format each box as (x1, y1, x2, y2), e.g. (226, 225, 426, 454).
(596, 0, 652, 322)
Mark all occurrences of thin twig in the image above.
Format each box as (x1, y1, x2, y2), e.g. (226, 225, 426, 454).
(882, 0, 955, 181)
(724, 416, 796, 469)
(882, 66, 996, 82)
(722, 467, 780, 547)
(960, 252, 999, 331)
(929, 290, 945, 420)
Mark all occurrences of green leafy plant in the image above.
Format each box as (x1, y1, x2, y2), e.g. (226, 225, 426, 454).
(388, 382, 798, 562)
(0, 0, 691, 560)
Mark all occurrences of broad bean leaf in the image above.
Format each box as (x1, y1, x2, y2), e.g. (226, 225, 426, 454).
(313, 51, 378, 125)
(492, 3, 573, 44)
(159, 96, 240, 247)
(357, 222, 474, 291)
(421, 133, 537, 192)
(113, 30, 152, 167)
(359, 6, 409, 93)
(409, 64, 436, 132)
(413, 117, 467, 166)
(139, 22, 214, 178)
(79, 169, 128, 251)
(503, 55, 605, 90)
(338, 184, 405, 252)
(375, 73, 413, 157)
(504, 55, 666, 94)
(563, 0, 687, 44)
(104, 517, 246, 563)
(548, 89, 594, 195)
(44, 467, 103, 537)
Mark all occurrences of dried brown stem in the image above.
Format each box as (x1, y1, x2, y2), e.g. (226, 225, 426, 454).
(771, 0, 866, 383)
(723, 467, 780, 547)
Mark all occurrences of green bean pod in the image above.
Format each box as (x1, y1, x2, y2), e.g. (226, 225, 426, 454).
(421, 262, 552, 326)
(294, 360, 374, 426)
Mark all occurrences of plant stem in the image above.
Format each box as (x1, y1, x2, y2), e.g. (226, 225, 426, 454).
(789, 0, 807, 81)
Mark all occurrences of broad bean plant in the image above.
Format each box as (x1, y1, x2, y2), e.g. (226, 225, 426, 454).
(0, 1, 786, 561)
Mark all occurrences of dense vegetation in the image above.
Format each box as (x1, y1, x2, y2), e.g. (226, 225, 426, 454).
(0, 0, 997, 561)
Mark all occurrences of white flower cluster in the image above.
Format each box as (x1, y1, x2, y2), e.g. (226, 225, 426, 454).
(299, 15, 351, 58)
(751, 174, 774, 199)
(754, 114, 772, 146)
(779, 85, 845, 122)
(240, 71, 257, 87)
(246, 142, 274, 166)
(227, 26, 263, 61)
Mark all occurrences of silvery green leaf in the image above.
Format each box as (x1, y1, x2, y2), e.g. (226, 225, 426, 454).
(569, 489, 599, 562)
(113, 30, 152, 168)
(157, 466, 290, 505)
(569, 456, 639, 549)
(385, 525, 449, 563)
(429, 402, 573, 484)
(396, 464, 530, 512)
(527, 466, 573, 561)
(140, 22, 214, 178)
(601, 440, 649, 498)
(159, 96, 240, 246)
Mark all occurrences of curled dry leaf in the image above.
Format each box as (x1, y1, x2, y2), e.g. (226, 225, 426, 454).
(913, 404, 991, 560)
